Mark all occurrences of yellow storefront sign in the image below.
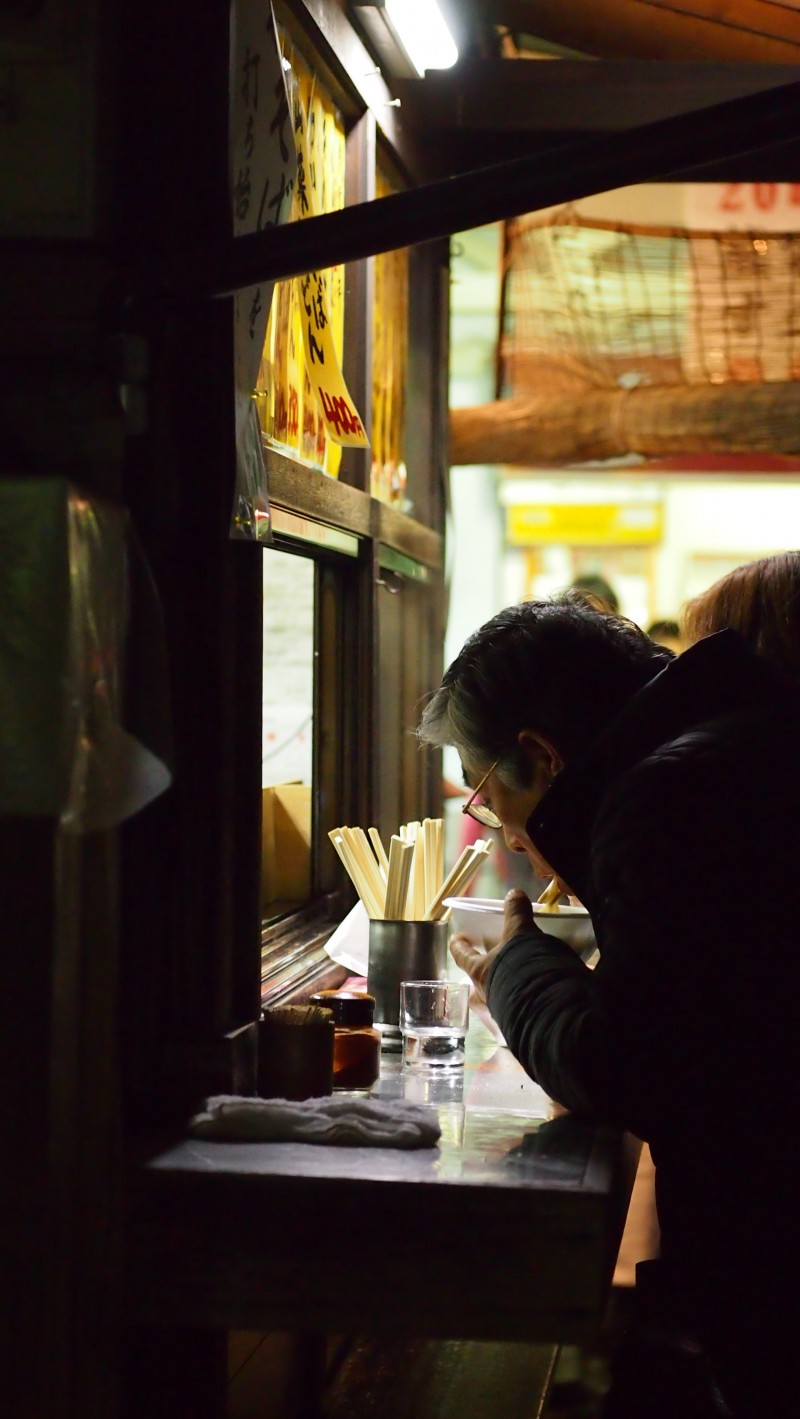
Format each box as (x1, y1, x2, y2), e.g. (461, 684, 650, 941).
(506, 502, 663, 546)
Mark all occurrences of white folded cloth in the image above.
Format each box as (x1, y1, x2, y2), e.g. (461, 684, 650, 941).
(189, 1094, 441, 1149)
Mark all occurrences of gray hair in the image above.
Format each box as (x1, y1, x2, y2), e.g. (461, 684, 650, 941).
(418, 598, 672, 785)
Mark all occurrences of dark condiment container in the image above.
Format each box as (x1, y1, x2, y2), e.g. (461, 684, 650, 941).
(257, 1005, 335, 1100)
(308, 990, 381, 1091)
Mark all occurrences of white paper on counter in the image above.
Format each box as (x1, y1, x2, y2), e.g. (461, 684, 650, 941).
(324, 899, 370, 976)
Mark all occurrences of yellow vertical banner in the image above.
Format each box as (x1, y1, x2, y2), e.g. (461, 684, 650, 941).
(271, 276, 299, 449)
(293, 76, 368, 454)
(372, 232, 385, 486)
(229, 1, 296, 538)
(326, 108, 346, 365)
(296, 66, 317, 465)
(321, 104, 345, 475)
(371, 171, 408, 504)
(297, 271, 368, 446)
(260, 35, 362, 469)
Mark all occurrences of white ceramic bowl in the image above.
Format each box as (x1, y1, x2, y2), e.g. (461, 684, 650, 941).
(444, 895, 597, 960)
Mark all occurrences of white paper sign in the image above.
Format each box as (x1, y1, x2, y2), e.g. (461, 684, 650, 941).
(685, 182, 800, 233)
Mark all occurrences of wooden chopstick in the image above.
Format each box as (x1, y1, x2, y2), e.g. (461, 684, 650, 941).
(344, 827, 387, 917)
(412, 824, 427, 919)
(423, 819, 436, 914)
(423, 840, 492, 921)
(385, 834, 414, 919)
(442, 841, 492, 901)
(332, 815, 453, 921)
(368, 827, 390, 881)
(328, 829, 384, 919)
(334, 830, 382, 917)
(422, 844, 475, 921)
(434, 819, 444, 898)
(433, 843, 492, 921)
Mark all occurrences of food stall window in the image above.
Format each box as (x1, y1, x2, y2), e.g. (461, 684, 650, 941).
(260, 526, 364, 1001)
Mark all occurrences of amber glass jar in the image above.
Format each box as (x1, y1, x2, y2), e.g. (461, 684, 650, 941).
(308, 991, 381, 1091)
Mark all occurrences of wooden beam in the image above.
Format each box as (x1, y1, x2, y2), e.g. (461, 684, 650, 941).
(393, 60, 800, 134)
(477, 0, 800, 62)
(430, 130, 800, 185)
(158, 80, 800, 300)
(450, 382, 800, 466)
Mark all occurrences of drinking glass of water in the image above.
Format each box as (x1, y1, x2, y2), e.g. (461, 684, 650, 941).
(399, 980, 470, 1070)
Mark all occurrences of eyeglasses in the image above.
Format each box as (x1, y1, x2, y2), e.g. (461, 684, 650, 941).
(461, 759, 503, 830)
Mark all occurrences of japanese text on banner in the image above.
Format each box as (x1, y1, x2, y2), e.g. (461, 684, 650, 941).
(298, 270, 367, 446)
(230, 1, 296, 536)
(292, 86, 368, 450)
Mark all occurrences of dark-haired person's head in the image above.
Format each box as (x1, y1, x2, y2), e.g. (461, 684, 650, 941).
(566, 574, 619, 615)
(647, 619, 685, 654)
(418, 600, 671, 869)
(682, 551, 800, 681)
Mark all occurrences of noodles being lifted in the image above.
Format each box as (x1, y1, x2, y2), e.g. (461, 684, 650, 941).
(536, 877, 563, 913)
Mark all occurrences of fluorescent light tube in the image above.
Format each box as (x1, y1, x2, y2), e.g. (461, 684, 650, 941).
(353, 1, 458, 79)
(386, 0, 458, 75)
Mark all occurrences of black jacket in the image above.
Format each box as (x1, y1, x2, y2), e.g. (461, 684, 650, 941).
(486, 630, 800, 1401)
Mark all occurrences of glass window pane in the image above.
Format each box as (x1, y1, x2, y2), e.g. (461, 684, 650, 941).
(262, 548, 315, 915)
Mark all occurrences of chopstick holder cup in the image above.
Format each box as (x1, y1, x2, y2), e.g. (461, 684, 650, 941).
(367, 919, 448, 1051)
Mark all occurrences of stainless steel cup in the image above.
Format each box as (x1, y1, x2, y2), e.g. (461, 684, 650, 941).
(367, 920, 449, 1049)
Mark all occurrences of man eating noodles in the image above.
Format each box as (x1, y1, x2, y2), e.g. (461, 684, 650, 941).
(418, 596, 800, 1419)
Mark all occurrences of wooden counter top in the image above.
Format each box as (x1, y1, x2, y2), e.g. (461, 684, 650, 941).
(125, 1018, 640, 1344)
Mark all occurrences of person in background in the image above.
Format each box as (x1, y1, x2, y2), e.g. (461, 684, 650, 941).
(624, 557, 797, 1373)
(682, 549, 800, 678)
(443, 776, 467, 800)
(646, 618, 685, 655)
(418, 596, 800, 1418)
(568, 572, 620, 614)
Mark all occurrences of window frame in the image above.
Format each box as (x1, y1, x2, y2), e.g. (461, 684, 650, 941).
(258, 447, 445, 1006)
(260, 503, 370, 1004)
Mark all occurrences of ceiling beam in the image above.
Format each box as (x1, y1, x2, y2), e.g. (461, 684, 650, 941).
(393, 60, 799, 134)
(477, 0, 800, 62)
(158, 79, 800, 300)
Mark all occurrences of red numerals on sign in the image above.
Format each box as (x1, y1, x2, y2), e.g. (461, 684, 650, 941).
(753, 183, 777, 211)
(287, 386, 299, 438)
(720, 182, 742, 212)
(719, 182, 791, 215)
(319, 388, 364, 439)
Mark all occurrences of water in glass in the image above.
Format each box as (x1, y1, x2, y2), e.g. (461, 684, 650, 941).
(402, 1024, 466, 1069)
